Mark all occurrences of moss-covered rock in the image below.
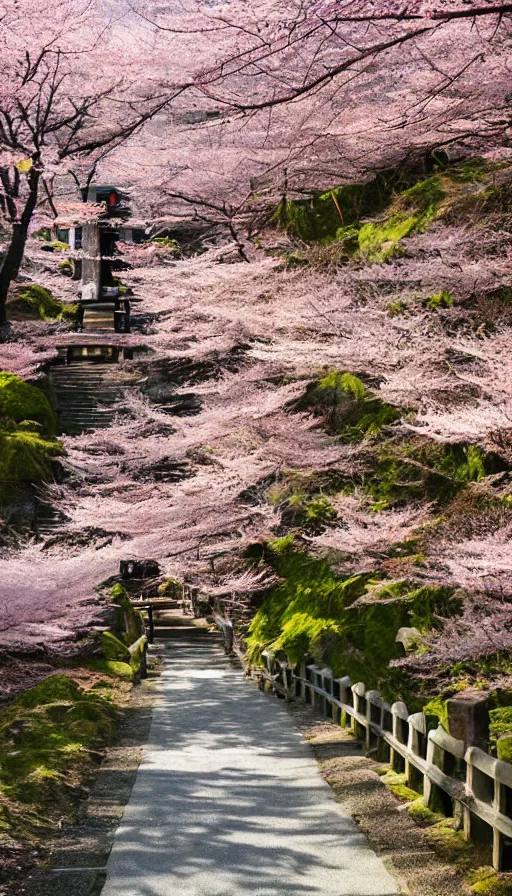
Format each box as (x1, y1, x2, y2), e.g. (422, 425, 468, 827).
(128, 635, 148, 680)
(0, 373, 55, 436)
(408, 797, 444, 827)
(381, 770, 420, 802)
(86, 659, 135, 680)
(58, 259, 74, 275)
(0, 428, 63, 482)
(8, 284, 77, 322)
(110, 584, 145, 645)
(469, 870, 512, 895)
(158, 577, 181, 596)
(101, 631, 131, 662)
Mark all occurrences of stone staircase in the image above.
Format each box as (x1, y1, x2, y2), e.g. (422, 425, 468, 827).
(34, 501, 70, 537)
(52, 361, 137, 433)
(152, 612, 221, 647)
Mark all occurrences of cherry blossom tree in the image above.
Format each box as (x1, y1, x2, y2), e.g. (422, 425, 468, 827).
(127, 0, 512, 229)
(0, 0, 182, 326)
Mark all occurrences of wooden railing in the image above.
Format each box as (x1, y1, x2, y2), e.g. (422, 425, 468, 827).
(257, 652, 512, 872)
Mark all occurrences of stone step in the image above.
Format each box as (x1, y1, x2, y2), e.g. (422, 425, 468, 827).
(52, 357, 138, 432)
(58, 400, 120, 409)
(34, 504, 69, 535)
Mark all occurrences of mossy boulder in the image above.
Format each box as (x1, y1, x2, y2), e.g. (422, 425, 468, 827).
(129, 635, 148, 680)
(8, 284, 77, 322)
(0, 428, 63, 482)
(381, 770, 420, 802)
(86, 659, 135, 680)
(469, 871, 512, 895)
(158, 577, 181, 596)
(0, 373, 55, 436)
(408, 797, 444, 827)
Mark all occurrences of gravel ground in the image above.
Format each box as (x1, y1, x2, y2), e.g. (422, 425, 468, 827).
(284, 700, 471, 896)
(10, 651, 473, 896)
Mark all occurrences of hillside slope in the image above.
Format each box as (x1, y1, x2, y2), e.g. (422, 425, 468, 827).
(1, 158, 512, 719)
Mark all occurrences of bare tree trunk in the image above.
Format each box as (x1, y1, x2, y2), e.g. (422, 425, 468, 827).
(0, 224, 27, 326)
(0, 172, 40, 327)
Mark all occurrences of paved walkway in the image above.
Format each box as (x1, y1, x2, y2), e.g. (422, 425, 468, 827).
(102, 644, 399, 896)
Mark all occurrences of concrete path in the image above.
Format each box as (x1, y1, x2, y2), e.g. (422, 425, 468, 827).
(102, 644, 399, 896)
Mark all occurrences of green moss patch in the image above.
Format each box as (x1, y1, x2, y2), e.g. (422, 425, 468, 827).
(272, 159, 504, 268)
(292, 370, 401, 440)
(0, 374, 62, 483)
(266, 476, 338, 534)
(489, 706, 512, 758)
(0, 675, 116, 838)
(158, 577, 181, 596)
(426, 820, 488, 871)
(423, 290, 454, 310)
(363, 439, 487, 510)
(8, 284, 77, 322)
(58, 259, 74, 275)
(246, 545, 458, 702)
(381, 770, 420, 802)
(271, 161, 436, 243)
(387, 300, 408, 317)
(110, 585, 145, 645)
(0, 373, 55, 436)
(0, 429, 63, 482)
(408, 797, 444, 827)
(423, 695, 450, 733)
(469, 870, 512, 895)
(358, 214, 417, 262)
(101, 632, 131, 662)
(86, 659, 135, 681)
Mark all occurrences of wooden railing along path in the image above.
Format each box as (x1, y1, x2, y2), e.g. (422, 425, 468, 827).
(251, 650, 512, 872)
